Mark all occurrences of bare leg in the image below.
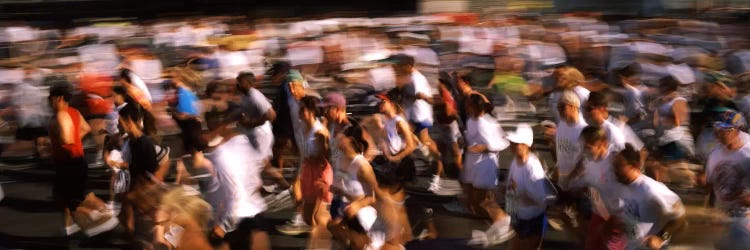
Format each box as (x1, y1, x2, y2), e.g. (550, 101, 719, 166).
(64, 208, 74, 227)
(510, 234, 543, 250)
(419, 129, 443, 177)
(462, 184, 475, 214)
(250, 230, 271, 250)
(305, 201, 332, 249)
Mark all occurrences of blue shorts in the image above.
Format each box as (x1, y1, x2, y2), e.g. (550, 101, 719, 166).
(512, 213, 547, 238)
(660, 142, 689, 161)
(412, 121, 433, 133)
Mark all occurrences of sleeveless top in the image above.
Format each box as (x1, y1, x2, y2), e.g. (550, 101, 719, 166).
(333, 154, 369, 200)
(384, 115, 406, 155)
(329, 121, 355, 172)
(49, 107, 84, 161)
(658, 96, 689, 126)
(302, 120, 325, 159)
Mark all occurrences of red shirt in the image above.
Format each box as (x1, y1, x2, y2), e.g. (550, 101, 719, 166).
(49, 107, 85, 161)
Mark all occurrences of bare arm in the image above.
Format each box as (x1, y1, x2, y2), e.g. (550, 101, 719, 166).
(388, 120, 416, 162)
(416, 92, 434, 105)
(78, 113, 91, 139)
(672, 99, 688, 127)
(57, 111, 74, 145)
(308, 131, 329, 165)
(344, 160, 382, 217)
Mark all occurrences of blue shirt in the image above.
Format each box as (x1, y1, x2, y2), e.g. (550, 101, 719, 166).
(176, 87, 200, 116)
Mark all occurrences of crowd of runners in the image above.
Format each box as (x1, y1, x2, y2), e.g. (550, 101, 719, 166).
(1, 11, 750, 249)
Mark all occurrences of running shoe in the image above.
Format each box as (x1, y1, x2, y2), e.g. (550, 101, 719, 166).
(65, 224, 81, 236)
(276, 213, 310, 235)
(467, 217, 515, 248)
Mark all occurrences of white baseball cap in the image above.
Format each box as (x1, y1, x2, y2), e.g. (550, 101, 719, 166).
(506, 123, 534, 147)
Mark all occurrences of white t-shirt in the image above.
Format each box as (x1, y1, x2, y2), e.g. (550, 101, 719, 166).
(464, 114, 509, 169)
(623, 84, 646, 120)
(618, 175, 685, 250)
(211, 135, 266, 220)
(407, 71, 434, 125)
(506, 154, 549, 220)
(555, 119, 587, 182)
(705, 139, 750, 216)
(602, 119, 627, 152)
(241, 88, 274, 160)
(568, 148, 626, 219)
(548, 86, 589, 123)
(610, 117, 644, 152)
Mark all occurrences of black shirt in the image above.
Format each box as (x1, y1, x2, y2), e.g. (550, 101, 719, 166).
(128, 135, 159, 187)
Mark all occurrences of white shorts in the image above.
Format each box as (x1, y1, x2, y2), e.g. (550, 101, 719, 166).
(249, 123, 274, 160)
(461, 158, 498, 189)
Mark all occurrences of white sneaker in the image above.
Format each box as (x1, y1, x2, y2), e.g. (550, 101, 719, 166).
(428, 175, 441, 192)
(288, 212, 306, 226)
(547, 218, 564, 231)
(564, 206, 579, 228)
(276, 221, 311, 235)
(485, 217, 515, 246)
(84, 216, 119, 237)
(262, 184, 278, 193)
(65, 224, 81, 236)
(469, 217, 515, 247)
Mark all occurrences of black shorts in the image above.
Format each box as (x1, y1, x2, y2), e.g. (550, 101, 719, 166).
(15, 126, 48, 141)
(223, 215, 270, 250)
(175, 118, 206, 153)
(53, 157, 88, 211)
(512, 213, 547, 238)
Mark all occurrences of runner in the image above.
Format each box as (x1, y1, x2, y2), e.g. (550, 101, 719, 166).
(327, 123, 387, 250)
(48, 83, 92, 235)
(505, 123, 550, 250)
(388, 54, 445, 190)
(564, 125, 628, 250)
(202, 107, 271, 250)
(461, 92, 509, 217)
(583, 92, 626, 151)
(651, 76, 696, 187)
(555, 90, 588, 187)
(613, 144, 687, 250)
(295, 96, 333, 249)
(705, 111, 750, 218)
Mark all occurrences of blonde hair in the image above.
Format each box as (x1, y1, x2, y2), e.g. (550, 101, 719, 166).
(554, 66, 585, 89)
(160, 187, 213, 231)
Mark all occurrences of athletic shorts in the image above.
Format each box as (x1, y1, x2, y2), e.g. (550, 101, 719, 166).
(585, 214, 626, 250)
(411, 121, 433, 133)
(175, 118, 206, 153)
(512, 213, 547, 238)
(223, 215, 271, 250)
(300, 160, 333, 204)
(461, 159, 498, 189)
(659, 142, 689, 161)
(53, 157, 88, 211)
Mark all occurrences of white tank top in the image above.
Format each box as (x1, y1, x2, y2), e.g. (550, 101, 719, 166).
(333, 154, 369, 200)
(384, 115, 406, 155)
(303, 120, 325, 159)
